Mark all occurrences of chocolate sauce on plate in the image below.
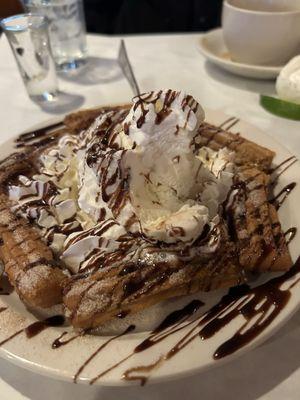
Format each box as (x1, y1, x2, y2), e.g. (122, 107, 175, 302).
(284, 227, 297, 246)
(218, 116, 237, 129)
(52, 331, 82, 349)
(270, 156, 297, 186)
(25, 315, 65, 339)
(121, 257, 300, 385)
(74, 324, 135, 383)
(270, 182, 297, 210)
(134, 300, 203, 353)
(0, 315, 65, 346)
(269, 156, 297, 174)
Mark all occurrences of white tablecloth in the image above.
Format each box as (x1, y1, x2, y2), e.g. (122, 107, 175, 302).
(1, 32, 300, 400)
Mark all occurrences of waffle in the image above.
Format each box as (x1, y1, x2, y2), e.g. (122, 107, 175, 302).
(225, 167, 291, 272)
(64, 224, 242, 328)
(64, 105, 131, 134)
(0, 103, 293, 329)
(0, 194, 66, 308)
(195, 122, 275, 171)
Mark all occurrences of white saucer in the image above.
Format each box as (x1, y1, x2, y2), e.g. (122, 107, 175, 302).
(197, 28, 282, 80)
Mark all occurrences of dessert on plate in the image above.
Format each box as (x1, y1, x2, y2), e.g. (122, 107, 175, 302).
(0, 90, 292, 329)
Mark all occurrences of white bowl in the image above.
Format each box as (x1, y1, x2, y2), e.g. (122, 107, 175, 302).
(222, 0, 300, 66)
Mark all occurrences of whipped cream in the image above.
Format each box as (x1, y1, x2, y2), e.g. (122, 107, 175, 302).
(9, 90, 236, 274)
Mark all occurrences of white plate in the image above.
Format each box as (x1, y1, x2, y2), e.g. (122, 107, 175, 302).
(198, 29, 282, 80)
(0, 109, 299, 386)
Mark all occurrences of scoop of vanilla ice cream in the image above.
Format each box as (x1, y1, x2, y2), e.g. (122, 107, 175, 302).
(276, 56, 300, 104)
(120, 90, 235, 243)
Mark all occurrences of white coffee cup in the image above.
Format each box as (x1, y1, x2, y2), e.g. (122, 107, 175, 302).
(222, 0, 300, 66)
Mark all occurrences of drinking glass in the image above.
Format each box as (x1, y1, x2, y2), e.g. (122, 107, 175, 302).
(24, 0, 88, 71)
(1, 14, 58, 102)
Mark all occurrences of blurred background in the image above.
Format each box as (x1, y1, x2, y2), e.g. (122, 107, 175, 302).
(0, 0, 222, 34)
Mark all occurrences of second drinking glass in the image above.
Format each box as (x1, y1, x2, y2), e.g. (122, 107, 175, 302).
(24, 0, 88, 71)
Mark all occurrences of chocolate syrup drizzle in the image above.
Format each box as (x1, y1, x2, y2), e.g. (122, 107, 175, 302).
(79, 301, 203, 384)
(284, 228, 297, 246)
(0, 315, 65, 346)
(132, 90, 199, 128)
(270, 156, 297, 186)
(270, 182, 297, 210)
(26, 315, 65, 338)
(52, 331, 83, 349)
(73, 324, 135, 383)
(218, 117, 240, 131)
(269, 156, 297, 174)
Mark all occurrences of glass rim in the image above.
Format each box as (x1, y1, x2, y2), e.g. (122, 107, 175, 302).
(0, 13, 47, 32)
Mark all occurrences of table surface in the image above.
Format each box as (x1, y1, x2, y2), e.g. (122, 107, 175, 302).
(1, 32, 300, 400)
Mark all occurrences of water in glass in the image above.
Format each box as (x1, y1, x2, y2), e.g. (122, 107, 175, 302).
(25, 0, 88, 71)
(1, 14, 58, 102)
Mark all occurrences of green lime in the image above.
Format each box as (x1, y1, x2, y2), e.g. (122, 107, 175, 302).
(260, 95, 300, 121)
